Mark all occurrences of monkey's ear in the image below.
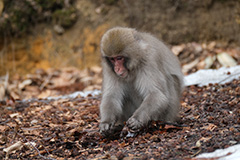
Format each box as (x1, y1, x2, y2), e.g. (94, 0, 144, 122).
(132, 31, 141, 41)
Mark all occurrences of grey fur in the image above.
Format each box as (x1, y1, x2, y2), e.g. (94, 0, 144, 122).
(99, 27, 184, 135)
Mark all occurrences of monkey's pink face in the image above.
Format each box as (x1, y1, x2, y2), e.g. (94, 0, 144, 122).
(108, 56, 128, 78)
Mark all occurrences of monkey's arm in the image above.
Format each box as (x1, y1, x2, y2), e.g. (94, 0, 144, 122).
(100, 93, 123, 122)
(99, 77, 125, 134)
(127, 68, 172, 130)
(127, 90, 170, 130)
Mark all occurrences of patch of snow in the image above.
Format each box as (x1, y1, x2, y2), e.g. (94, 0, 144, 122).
(21, 89, 101, 102)
(184, 65, 240, 86)
(45, 89, 101, 100)
(196, 144, 240, 160)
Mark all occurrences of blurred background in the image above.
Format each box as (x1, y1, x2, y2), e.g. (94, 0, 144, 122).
(0, 0, 240, 75)
(0, 0, 240, 99)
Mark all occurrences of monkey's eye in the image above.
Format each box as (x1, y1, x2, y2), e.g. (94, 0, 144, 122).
(109, 57, 115, 61)
(116, 56, 123, 60)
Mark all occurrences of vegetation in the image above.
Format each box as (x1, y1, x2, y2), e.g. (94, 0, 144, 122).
(0, 0, 77, 37)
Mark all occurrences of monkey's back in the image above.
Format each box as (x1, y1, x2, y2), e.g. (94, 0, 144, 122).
(139, 33, 182, 74)
(138, 31, 184, 92)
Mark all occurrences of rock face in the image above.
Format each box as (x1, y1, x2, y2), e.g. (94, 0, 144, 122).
(1, 0, 240, 75)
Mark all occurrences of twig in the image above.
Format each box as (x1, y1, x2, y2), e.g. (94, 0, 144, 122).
(191, 148, 202, 157)
(0, 119, 10, 125)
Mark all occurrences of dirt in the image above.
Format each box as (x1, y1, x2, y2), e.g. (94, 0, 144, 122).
(0, 77, 239, 159)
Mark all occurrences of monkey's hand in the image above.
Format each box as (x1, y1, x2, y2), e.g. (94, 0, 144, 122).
(100, 122, 123, 137)
(126, 117, 144, 132)
(99, 122, 112, 136)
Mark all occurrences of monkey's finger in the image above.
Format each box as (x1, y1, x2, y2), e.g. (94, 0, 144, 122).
(112, 124, 124, 132)
(126, 117, 143, 131)
(99, 123, 111, 134)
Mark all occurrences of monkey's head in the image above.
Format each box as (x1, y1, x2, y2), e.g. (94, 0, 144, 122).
(101, 27, 145, 79)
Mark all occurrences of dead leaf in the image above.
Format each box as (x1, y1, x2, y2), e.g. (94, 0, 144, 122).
(217, 52, 237, 67)
(182, 58, 199, 74)
(201, 123, 217, 131)
(196, 137, 212, 148)
(171, 44, 185, 56)
(204, 55, 216, 69)
(19, 79, 32, 90)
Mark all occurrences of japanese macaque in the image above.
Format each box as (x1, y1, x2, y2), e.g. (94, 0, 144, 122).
(99, 27, 184, 136)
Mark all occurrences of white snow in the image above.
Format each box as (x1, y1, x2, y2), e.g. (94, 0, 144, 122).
(184, 65, 240, 86)
(45, 89, 101, 100)
(22, 89, 101, 102)
(196, 144, 240, 160)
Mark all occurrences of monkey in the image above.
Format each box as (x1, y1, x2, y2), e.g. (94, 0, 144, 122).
(99, 27, 184, 136)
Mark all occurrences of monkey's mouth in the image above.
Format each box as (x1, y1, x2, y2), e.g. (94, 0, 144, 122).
(118, 71, 128, 78)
